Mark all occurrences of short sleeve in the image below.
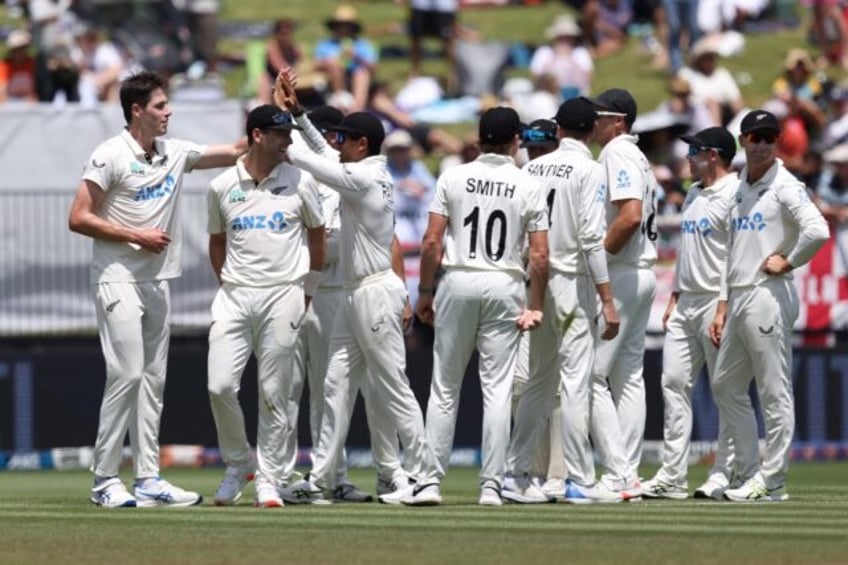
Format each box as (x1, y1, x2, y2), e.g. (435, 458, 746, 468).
(170, 138, 205, 172)
(604, 150, 643, 202)
(298, 175, 326, 229)
(429, 174, 450, 217)
(524, 180, 549, 233)
(81, 146, 116, 192)
(206, 186, 224, 234)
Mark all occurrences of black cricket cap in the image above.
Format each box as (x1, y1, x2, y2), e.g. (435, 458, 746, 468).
(246, 105, 300, 136)
(740, 110, 781, 135)
(308, 105, 344, 132)
(554, 97, 598, 133)
(581, 88, 637, 127)
(681, 126, 737, 163)
(479, 106, 524, 145)
(333, 111, 386, 155)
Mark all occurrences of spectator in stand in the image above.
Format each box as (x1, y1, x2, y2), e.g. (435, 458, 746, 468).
(29, 0, 80, 102)
(677, 36, 744, 126)
(439, 131, 480, 173)
(367, 81, 462, 155)
(314, 4, 377, 112)
(580, 0, 633, 58)
(72, 25, 126, 104)
(384, 129, 436, 252)
(663, 0, 700, 74)
(408, 0, 459, 94)
(529, 15, 593, 100)
(816, 143, 848, 225)
(261, 19, 325, 106)
(822, 80, 848, 149)
(172, 0, 220, 71)
(772, 48, 827, 134)
(0, 29, 37, 103)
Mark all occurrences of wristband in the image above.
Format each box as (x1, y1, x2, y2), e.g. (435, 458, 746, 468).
(303, 270, 323, 297)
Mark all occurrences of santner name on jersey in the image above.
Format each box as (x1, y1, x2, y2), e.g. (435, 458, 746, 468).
(465, 177, 516, 199)
(524, 162, 574, 179)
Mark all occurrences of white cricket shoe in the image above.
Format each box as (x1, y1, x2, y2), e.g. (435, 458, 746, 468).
(599, 475, 642, 502)
(564, 479, 623, 504)
(640, 477, 688, 500)
(541, 478, 565, 499)
(399, 482, 442, 506)
(693, 473, 730, 500)
(376, 475, 410, 496)
(478, 480, 503, 507)
(90, 478, 137, 508)
(134, 477, 202, 508)
(502, 474, 554, 504)
(724, 474, 788, 502)
(254, 475, 284, 508)
(279, 478, 332, 505)
(213, 463, 255, 506)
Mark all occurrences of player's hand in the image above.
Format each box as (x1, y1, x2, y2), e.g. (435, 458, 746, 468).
(762, 254, 792, 276)
(516, 309, 543, 332)
(402, 297, 413, 333)
(134, 228, 171, 253)
(600, 301, 620, 341)
(274, 67, 303, 115)
(709, 301, 728, 348)
(662, 294, 678, 332)
(416, 294, 435, 326)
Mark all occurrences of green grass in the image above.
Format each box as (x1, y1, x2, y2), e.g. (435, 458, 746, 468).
(2, 464, 847, 564)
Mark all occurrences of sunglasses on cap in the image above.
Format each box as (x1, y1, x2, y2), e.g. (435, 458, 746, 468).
(521, 129, 557, 143)
(687, 145, 722, 157)
(334, 130, 366, 145)
(595, 111, 627, 118)
(744, 131, 778, 144)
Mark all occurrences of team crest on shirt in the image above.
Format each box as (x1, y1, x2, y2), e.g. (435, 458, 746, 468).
(130, 161, 146, 176)
(228, 187, 247, 203)
(615, 170, 631, 190)
(735, 190, 743, 203)
(379, 180, 394, 204)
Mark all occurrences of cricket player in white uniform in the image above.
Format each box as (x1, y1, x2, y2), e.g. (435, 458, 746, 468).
(640, 127, 738, 500)
(403, 107, 550, 507)
(206, 105, 325, 508)
(584, 89, 658, 495)
(282, 106, 408, 503)
(68, 71, 246, 508)
(511, 119, 567, 496)
(504, 98, 622, 505)
(274, 75, 435, 503)
(711, 110, 828, 502)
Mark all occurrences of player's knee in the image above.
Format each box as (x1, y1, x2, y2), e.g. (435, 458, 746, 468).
(207, 378, 238, 399)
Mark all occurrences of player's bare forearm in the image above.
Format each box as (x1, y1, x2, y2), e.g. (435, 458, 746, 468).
(419, 214, 448, 291)
(527, 230, 549, 311)
(391, 235, 407, 283)
(195, 141, 247, 170)
(208, 234, 226, 283)
(307, 226, 326, 272)
(604, 199, 642, 254)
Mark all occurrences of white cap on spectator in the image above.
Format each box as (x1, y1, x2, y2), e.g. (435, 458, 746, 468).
(545, 16, 581, 40)
(383, 129, 414, 151)
(690, 36, 720, 60)
(6, 29, 31, 50)
(825, 144, 848, 164)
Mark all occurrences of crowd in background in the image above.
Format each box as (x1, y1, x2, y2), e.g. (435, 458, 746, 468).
(3, 0, 848, 270)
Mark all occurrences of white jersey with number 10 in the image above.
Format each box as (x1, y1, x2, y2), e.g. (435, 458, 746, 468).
(430, 153, 548, 276)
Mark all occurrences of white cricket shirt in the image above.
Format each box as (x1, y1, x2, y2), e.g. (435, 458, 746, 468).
(674, 173, 738, 294)
(288, 116, 396, 282)
(726, 160, 829, 289)
(81, 129, 204, 283)
(598, 134, 659, 269)
(207, 158, 324, 287)
(523, 137, 608, 283)
(431, 153, 548, 277)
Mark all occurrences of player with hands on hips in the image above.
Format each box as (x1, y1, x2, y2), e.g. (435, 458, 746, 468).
(404, 107, 549, 507)
(710, 110, 828, 502)
(68, 71, 246, 508)
(640, 127, 738, 501)
(206, 104, 326, 508)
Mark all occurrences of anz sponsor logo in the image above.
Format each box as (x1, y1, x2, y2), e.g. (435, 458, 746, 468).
(231, 211, 287, 232)
(731, 212, 767, 232)
(615, 170, 631, 190)
(133, 175, 175, 201)
(681, 217, 713, 237)
(596, 183, 607, 203)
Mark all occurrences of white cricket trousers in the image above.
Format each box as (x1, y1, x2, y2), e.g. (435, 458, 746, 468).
(509, 272, 597, 486)
(512, 331, 567, 481)
(207, 283, 303, 485)
(91, 280, 170, 479)
(422, 269, 523, 486)
(287, 287, 404, 486)
(656, 292, 734, 487)
(712, 278, 799, 489)
(591, 263, 656, 482)
(310, 270, 433, 488)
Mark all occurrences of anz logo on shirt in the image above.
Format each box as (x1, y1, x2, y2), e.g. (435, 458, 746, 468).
(231, 211, 287, 232)
(133, 175, 175, 201)
(681, 217, 713, 237)
(615, 170, 631, 190)
(596, 184, 607, 203)
(731, 212, 767, 232)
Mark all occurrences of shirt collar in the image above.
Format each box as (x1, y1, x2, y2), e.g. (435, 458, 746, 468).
(235, 156, 284, 189)
(741, 159, 781, 189)
(476, 153, 515, 166)
(120, 129, 165, 165)
(557, 137, 592, 157)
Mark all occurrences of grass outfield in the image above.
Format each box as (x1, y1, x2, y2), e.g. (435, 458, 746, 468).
(1, 464, 847, 564)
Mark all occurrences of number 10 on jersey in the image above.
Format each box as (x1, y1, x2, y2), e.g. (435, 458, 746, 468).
(463, 206, 507, 261)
